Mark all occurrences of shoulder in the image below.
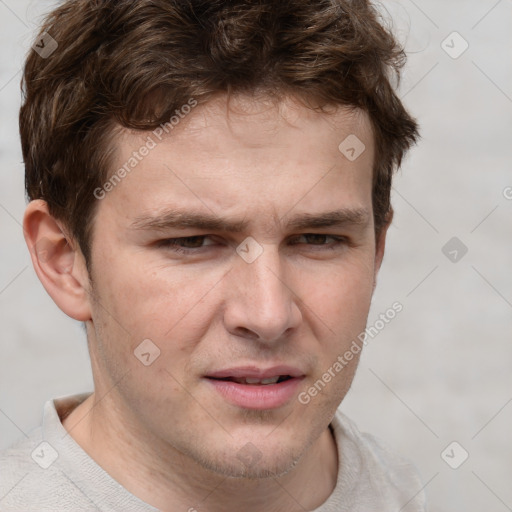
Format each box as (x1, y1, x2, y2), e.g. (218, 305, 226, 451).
(327, 409, 428, 511)
(0, 416, 98, 511)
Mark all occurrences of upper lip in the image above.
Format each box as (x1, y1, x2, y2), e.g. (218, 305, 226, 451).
(205, 365, 305, 379)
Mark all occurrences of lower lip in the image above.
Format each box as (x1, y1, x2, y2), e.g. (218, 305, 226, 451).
(205, 377, 303, 410)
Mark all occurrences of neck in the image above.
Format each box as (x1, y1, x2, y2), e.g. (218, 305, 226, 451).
(62, 392, 338, 512)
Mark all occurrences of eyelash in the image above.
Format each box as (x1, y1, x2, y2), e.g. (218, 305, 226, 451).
(156, 234, 348, 254)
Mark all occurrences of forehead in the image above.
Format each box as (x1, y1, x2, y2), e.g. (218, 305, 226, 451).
(98, 94, 375, 232)
(114, 93, 374, 165)
(165, 94, 373, 159)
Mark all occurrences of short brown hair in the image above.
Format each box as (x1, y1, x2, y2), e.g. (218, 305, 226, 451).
(20, 0, 419, 264)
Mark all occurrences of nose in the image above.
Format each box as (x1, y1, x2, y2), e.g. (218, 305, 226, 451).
(222, 243, 302, 343)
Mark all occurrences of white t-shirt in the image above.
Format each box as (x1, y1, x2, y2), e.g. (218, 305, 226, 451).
(0, 393, 427, 511)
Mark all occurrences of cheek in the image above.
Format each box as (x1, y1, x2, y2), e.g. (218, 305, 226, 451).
(90, 259, 229, 391)
(89, 266, 202, 406)
(97, 258, 219, 337)
(303, 256, 375, 333)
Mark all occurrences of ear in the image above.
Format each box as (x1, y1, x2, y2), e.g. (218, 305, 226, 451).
(372, 208, 393, 292)
(23, 200, 92, 321)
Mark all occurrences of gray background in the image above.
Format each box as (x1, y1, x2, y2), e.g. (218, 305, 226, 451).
(1, 1, 511, 511)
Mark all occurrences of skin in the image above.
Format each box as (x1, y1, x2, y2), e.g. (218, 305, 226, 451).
(24, 93, 389, 512)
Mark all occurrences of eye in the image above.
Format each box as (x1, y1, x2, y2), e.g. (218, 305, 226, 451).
(156, 235, 217, 253)
(155, 233, 349, 256)
(290, 234, 348, 248)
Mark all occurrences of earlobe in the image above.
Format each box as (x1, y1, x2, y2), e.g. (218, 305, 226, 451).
(23, 200, 92, 321)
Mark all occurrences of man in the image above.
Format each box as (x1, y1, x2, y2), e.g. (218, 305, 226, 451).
(0, 0, 425, 510)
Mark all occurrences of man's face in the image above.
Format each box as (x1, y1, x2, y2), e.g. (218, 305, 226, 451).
(86, 94, 381, 477)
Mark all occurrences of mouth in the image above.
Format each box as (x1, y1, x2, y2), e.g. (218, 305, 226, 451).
(207, 375, 293, 385)
(204, 366, 305, 410)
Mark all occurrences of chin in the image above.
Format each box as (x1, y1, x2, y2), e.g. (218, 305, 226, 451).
(204, 456, 300, 480)
(190, 443, 303, 480)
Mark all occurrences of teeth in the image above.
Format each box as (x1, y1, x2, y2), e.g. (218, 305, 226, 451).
(234, 376, 281, 385)
(245, 378, 263, 384)
(261, 376, 280, 384)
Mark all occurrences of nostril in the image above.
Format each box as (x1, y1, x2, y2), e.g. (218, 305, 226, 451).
(233, 326, 259, 339)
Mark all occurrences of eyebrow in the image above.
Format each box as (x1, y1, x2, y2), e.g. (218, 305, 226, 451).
(130, 207, 370, 233)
